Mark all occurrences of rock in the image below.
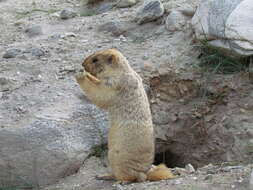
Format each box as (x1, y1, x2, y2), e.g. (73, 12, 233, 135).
(250, 170, 253, 189)
(30, 48, 45, 57)
(177, 5, 196, 17)
(0, 102, 108, 187)
(23, 48, 45, 57)
(172, 167, 188, 176)
(165, 11, 186, 32)
(192, 0, 253, 57)
(135, 0, 164, 25)
(60, 9, 77, 20)
(185, 163, 195, 173)
(116, 0, 137, 8)
(204, 174, 213, 181)
(249, 62, 253, 84)
(96, 3, 113, 14)
(24, 25, 43, 37)
(0, 77, 17, 92)
(3, 48, 22, 58)
(98, 21, 126, 37)
(221, 166, 244, 172)
(81, 0, 102, 5)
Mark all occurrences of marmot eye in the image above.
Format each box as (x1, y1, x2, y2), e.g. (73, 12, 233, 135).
(92, 58, 98, 63)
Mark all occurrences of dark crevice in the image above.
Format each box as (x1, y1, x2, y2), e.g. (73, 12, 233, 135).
(154, 149, 185, 168)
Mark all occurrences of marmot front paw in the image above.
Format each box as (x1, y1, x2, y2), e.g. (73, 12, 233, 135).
(75, 70, 87, 81)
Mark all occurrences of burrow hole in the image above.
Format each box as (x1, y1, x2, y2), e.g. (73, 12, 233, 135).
(154, 149, 185, 168)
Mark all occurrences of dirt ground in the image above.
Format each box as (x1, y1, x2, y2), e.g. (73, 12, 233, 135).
(44, 157, 253, 190)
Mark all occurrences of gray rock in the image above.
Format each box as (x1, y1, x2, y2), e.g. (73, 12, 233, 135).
(96, 3, 113, 14)
(116, 0, 137, 8)
(31, 48, 45, 57)
(60, 9, 77, 20)
(185, 163, 195, 173)
(204, 174, 213, 181)
(25, 25, 43, 37)
(135, 0, 164, 25)
(192, 0, 253, 57)
(165, 11, 186, 32)
(98, 21, 126, 37)
(24, 48, 45, 57)
(3, 48, 22, 58)
(0, 77, 19, 92)
(0, 102, 108, 186)
(250, 170, 253, 189)
(177, 5, 196, 17)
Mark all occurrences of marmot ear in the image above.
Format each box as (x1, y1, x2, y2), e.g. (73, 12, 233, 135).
(107, 54, 117, 66)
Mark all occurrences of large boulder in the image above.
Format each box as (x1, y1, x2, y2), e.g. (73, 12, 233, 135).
(0, 94, 108, 187)
(192, 0, 253, 56)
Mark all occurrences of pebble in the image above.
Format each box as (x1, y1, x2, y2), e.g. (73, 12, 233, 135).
(185, 163, 196, 173)
(30, 48, 45, 57)
(115, 184, 124, 190)
(178, 5, 196, 17)
(116, 0, 137, 8)
(221, 166, 244, 172)
(0, 77, 15, 92)
(60, 9, 77, 19)
(204, 174, 213, 181)
(98, 21, 126, 37)
(23, 48, 45, 57)
(135, 0, 164, 25)
(249, 170, 253, 189)
(96, 3, 113, 14)
(173, 179, 182, 185)
(24, 25, 43, 37)
(165, 11, 186, 32)
(3, 48, 22, 58)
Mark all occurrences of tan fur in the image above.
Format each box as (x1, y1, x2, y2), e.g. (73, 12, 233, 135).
(75, 49, 175, 182)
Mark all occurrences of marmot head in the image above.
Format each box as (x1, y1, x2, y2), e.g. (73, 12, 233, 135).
(82, 49, 130, 78)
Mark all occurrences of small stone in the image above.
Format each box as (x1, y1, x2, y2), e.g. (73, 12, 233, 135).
(50, 34, 62, 40)
(185, 164, 195, 173)
(64, 32, 77, 38)
(23, 48, 45, 57)
(116, 0, 136, 8)
(98, 21, 126, 37)
(135, 0, 164, 25)
(165, 11, 186, 32)
(3, 48, 21, 58)
(115, 184, 124, 190)
(221, 166, 244, 172)
(25, 25, 43, 37)
(0, 77, 16, 92)
(119, 35, 127, 42)
(173, 179, 182, 185)
(204, 174, 213, 181)
(60, 9, 77, 20)
(249, 62, 253, 84)
(172, 167, 188, 176)
(51, 12, 60, 18)
(96, 3, 113, 14)
(250, 170, 253, 189)
(177, 5, 196, 17)
(31, 48, 45, 57)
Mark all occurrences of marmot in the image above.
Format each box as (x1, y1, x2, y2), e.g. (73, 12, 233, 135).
(75, 49, 174, 182)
